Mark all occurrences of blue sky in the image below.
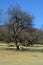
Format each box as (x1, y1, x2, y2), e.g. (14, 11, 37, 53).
(0, 0, 43, 29)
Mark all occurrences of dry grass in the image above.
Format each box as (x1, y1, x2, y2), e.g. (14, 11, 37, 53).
(0, 43, 43, 65)
(0, 50, 43, 65)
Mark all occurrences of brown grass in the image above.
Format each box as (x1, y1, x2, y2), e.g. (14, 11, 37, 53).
(0, 50, 43, 65)
(0, 43, 43, 65)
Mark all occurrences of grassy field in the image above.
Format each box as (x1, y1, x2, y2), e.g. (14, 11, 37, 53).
(0, 50, 43, 65)
(0, 43, 43, 65)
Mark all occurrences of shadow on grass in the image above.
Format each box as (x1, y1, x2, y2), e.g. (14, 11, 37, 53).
(0, 47, 43, 52)
(5, 47, 43, 52)
(23, 48, 43, 52)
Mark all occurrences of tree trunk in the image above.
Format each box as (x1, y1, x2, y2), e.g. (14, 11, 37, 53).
(12, 26, 19, 50)
(16, 45, 19, 50)
(15, 37, 20, 50)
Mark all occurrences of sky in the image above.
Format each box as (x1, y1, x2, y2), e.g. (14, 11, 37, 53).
(0, 0, 43, 29)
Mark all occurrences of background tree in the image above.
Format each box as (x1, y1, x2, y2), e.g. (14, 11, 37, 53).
(0, 11, 3, 41)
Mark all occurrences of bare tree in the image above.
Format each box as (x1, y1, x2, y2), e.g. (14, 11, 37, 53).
(6, 5, 34, 50)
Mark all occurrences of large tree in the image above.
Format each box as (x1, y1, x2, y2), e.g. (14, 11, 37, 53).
(6, 5, 34, 50)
